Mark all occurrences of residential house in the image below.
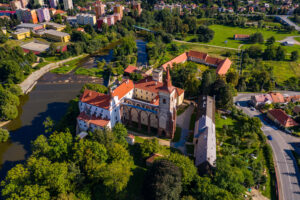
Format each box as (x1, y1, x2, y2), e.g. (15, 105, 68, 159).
(267, 109, 298, 127)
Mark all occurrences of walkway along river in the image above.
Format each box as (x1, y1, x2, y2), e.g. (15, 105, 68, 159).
(0, 39, 148, 179)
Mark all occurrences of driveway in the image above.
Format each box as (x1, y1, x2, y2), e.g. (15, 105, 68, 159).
(278, 36, 300, 45)
(235, 92, 300, 200)
(172, 105, 195, 154)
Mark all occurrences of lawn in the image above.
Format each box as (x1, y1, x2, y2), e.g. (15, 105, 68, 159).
(51, 57, 84, 74)
(295, 37, 300, 43)
(172, 126, 182, 143)
(261, 60, 300, 85)
(34, 62, 49, 70)
(74, 67, 103, 78)
(185, 24, 298, 49)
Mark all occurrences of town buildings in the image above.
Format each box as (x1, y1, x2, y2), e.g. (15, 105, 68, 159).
(63, 0, 73, 10)
(94, 1, 105, 18)
(77, 68, 184, 139)
(76, 13, 96, 26)
(20, 0, 28, 8)
(113, 4, 123, 18)
(49, 0, 58, 8)
(44, 29, 70, 42)
(16, 9, 39, 24)
(36, 8, 50, 22)
(251, 92, 299, 106)
(132, 2, 142, 15)
(10, 1, 22, 11)
(11, 28, 30, 40)
(162, 50, 232, 75)
(16, 23, 44, 31)
(193, 96, 216, 168)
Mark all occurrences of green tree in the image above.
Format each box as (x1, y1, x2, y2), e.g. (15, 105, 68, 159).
(250, 33, 264, 44)
(32, 135, 51, 157)
(140, 138, 160, 158)
(266, 36, 275, 45)
(43, 116, 54, 133)
(97, 160, 132, 193)
(0, 103, 18, 120)
(112, 123, 128, 147)
(80, 83, 107, 94)
(291, 50, 299, 61)
(197, 26, 214, 42)
(0, 128, 9, 142)
(143, 159, 182, 200)
(48, 131, 73, 161)
(276, 46, 286, 61)
(167, 153, 197, 188)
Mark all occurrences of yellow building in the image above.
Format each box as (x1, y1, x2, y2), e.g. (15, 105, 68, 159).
(11, 28, 30, 40)
(42, 22, 66, 31)
(44, 29, 70, 42)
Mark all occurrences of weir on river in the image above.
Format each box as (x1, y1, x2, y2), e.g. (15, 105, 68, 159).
(0, 39, 148, 179)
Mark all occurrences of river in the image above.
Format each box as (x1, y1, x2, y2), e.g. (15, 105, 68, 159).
(0, 39, 148, 179)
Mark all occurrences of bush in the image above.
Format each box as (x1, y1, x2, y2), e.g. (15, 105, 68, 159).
(0, 128, 10, 142)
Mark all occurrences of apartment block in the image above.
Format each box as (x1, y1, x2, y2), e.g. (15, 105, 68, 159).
(36, 8, 50, 22)
(63, 0, 73, 10)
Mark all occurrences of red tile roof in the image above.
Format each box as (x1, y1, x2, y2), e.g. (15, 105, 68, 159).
(76, 27, 84, 32)
(80, 90, 111, 109)
(216, 58, 232, 75)
(270, 92, 285, 103)
(176, 87, 184, 96)
(268, 109, 298, 127)
(111, 79, 134, 99)
(55, 10, 66, 15)
(188, 50, 208, 60)
(77, 112, 110, 127)
(162, 52, 188, 70)
(234, 34, 250, 39)
(124, 65, 138, 74)
(135, 76, 163, 93)
(285, 95, 300, 103)
(161, 50, 232, 75)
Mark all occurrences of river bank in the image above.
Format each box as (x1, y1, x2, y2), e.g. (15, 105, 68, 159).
(0, 39, 149, 180)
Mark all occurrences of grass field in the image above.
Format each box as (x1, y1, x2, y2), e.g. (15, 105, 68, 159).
(262, 60, 300, 84)
(184, 24, 298, 49)
(74, 67, 103, 77)
(34, 62, 49, 70)
(295, 37, 300, 43)
(51, 57, 85, 74)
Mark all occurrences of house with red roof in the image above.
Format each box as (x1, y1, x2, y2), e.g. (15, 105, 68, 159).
(124, 65, 138, 74)
(234, 34, 250, 41)
(267, 109, 298, 128)
(161, 50, 232, 75)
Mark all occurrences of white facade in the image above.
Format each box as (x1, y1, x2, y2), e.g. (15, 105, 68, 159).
(63, 0, 73, 10)
(76, 14, 96, 26)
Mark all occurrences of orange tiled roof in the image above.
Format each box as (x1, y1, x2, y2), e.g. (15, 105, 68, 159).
(268, 109, 298, 127)
(205, 56, 223, 66)
(76, 27, 84, 32)
(150, 95, 160, 105)
(111, 79, 134, 99)
(162, 52, 188, 70)
(188, 50, 208, 60)
(176, 87, 184, 96)
(135, 76, 164, 93)
(80, 90, 111, 109)
(216, 58, 232, 75)
(285, 95, 300, 103)
(234, 34, 250, 39)
(124, 65, 138, 74)
(269, 92, 285, 103)
(55, 9, 66, 15)
(77, 112, 110, 127)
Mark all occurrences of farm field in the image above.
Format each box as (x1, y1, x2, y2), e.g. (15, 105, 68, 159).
(184, 24, 298, 49)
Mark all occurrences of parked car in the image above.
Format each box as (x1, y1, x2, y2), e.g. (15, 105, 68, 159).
(267, 135, 273, 140)
(250, 107, 255, 111)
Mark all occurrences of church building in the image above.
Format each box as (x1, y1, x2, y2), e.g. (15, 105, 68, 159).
(77, 68, 184, 139)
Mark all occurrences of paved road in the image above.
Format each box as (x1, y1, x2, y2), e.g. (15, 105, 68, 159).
(235, 92, 300, 200)
(274, 15, 300, 31)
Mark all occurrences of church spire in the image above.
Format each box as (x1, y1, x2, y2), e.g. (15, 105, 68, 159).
(161, 67, 174, 93)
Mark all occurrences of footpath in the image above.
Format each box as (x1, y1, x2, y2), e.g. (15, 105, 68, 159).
(19, 54, 86, 94)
